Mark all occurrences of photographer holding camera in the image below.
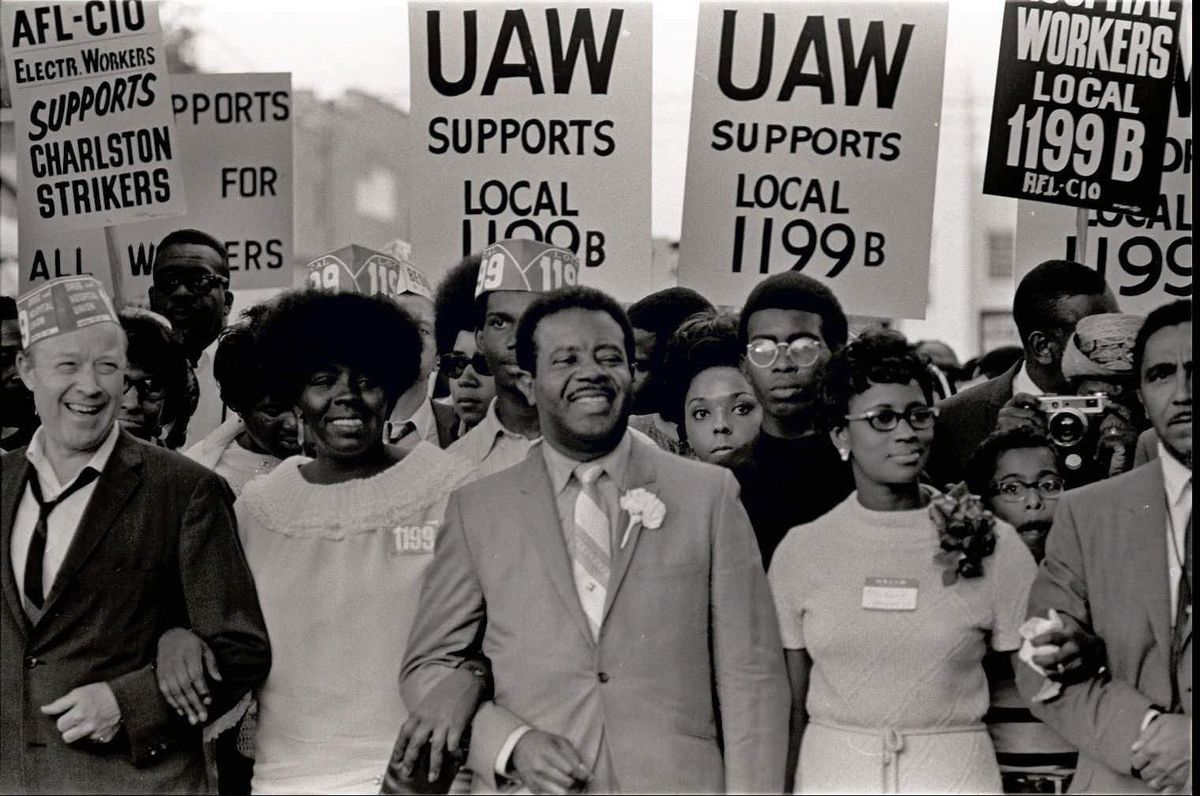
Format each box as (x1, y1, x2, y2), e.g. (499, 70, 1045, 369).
(928, 260, 1118, 487)
(1000, 313, 1148, 488)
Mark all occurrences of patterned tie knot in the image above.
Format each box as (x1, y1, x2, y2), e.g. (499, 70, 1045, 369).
(575, 463, 604, 486)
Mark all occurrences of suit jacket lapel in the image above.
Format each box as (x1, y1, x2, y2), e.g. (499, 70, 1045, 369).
(989, 360, 1022, 409)
(1, 456, 32, 638)
(1125, 466, 1172, 658)
(39, 432, 143, 620)
(518, 450, 595, 648)
(603, 436, 658, 625)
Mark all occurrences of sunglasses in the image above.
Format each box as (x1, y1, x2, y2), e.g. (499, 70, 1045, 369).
(746, 338, 822, 369)
(154, 271, 229, 295)
(843, 405, 939, 432)
(439, 351, 491, 379)
(124, 375, 166, 402)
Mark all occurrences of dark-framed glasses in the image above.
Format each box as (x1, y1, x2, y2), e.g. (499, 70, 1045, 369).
(154, 271, 229, 295)
(123, 374, 166, 402)
(992, 476, 1065, 503)
(746, 337, 822, 369)
(844, 405, 939, 432)
(438, 351, 491, 379)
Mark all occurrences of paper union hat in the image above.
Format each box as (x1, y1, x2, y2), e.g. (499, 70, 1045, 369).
(475, 239, 580, 299)
(306, 245, 433, 300)
(15, 276, 119, 349)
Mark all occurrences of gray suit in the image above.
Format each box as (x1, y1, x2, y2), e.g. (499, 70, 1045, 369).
(1018, 462, 1191, 793)
(401, 435, 789, 793)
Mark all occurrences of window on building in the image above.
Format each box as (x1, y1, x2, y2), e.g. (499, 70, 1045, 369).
(987, 230, 1014, 278)
(979, 310, 1020, 354)
(354, 168, 397, 222)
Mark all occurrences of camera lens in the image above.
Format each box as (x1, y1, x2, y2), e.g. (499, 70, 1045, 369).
(1047, 410, 1087, 447)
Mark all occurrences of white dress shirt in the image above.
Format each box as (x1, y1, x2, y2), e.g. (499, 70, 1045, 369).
(1159, 442, 1192, 625)
(446, 398, 541, 480)
(1012, 361, 1045, 398)
(10, 423, 121, 606)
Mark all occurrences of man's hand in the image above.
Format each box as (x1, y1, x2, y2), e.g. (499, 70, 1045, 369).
(40, 682, 122, 744)
(1132, 714, 1191, 792)
(996, 393, 1047, 434)
(388, 664, 486, 783)
(511, 729, 591, 795)
(156, 627, 221, 725)
(1030, 611, 1106, 684)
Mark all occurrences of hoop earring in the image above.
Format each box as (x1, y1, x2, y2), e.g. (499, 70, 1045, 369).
(296, 417, 305, 449)
(837, 447, 850, 462)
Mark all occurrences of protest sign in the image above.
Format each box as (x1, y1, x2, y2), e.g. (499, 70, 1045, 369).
(407, 1, 652, 302)
(18, 73, 294, 299)
(1014, 36, 1191, 316)
(678, 1, 947, 318)
(3, 0, 186, 238)
(983, 0, 1182, 215)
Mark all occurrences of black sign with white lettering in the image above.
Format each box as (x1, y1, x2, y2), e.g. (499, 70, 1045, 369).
(983, 0, 1182, 215)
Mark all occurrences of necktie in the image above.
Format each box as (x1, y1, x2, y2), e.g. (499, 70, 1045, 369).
(23, 467, 100, 613)
(572, 464, 611, 639)
(1169, 509, 1191, 711)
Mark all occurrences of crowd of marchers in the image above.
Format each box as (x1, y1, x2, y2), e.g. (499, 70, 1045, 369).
(0, 230, 1191, 796)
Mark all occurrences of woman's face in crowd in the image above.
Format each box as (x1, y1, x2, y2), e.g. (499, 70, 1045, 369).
(836, 380, 933, 489)
(242, 394, 301, 459)
(296, 363, 389, 462)
(118, 363, 166, 442)
(630, 327, 658, 415)
(448, 329, 495, 430)
(987, 445, 1061, 562)
(684, 366, 762, 468)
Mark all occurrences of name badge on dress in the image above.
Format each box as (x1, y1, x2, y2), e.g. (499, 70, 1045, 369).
(392, 524, 437, 556)
(861, 577, 918, 611)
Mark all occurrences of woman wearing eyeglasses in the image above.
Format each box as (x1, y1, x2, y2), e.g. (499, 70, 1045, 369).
(432, 253, 497, 446)
(439, 334, 496, 440)
(116, 308, 190, 447)
(767, 330, 1037, 794)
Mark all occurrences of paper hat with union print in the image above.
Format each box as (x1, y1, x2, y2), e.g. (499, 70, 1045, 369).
(305, 245, 433, 300)
(474, 239, 580, 299)
(15, 276, 119, 349)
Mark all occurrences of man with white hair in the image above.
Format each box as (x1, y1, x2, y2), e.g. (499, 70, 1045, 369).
(0, 276, 270, 794)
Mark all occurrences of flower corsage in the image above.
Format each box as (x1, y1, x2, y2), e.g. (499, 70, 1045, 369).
(930, 482, 997, 586)
(618, 488, 666, 549)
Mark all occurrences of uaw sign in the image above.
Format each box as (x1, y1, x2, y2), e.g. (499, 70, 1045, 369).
(407, 1, 653, 302)
(1015, 19, 1191, 316)
(983, 0, 1182, 215)
(17, 73, 294, 298)
(3, 1, 187, 232)
(679, 1, 948, 319)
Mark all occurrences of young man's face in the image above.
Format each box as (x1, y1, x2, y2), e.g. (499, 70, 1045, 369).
(986, 445, 1063, 562)
(742, 308, 830, 426)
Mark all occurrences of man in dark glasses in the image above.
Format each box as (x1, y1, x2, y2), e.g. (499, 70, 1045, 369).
(148, 229, 234, 448)
(732, 272, 854, 568)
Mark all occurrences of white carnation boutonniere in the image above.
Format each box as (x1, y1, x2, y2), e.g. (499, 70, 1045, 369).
(618, 488, 666, 549)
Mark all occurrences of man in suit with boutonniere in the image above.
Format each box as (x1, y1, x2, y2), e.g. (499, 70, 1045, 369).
(401, 286, 788, 793)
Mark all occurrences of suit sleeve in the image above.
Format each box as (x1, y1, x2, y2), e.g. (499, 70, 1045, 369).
(111, 471, 271, 765)
(465, 701, 530, 790)
(400, 489, 488, 719)
(710, 471, 790, 794)
(1016, 495, 1154, 776)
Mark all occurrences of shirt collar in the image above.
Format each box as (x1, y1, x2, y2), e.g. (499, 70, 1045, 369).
(1158, 441, 1192, 508)
(26, 421, 121, 497)
(1012, 361, 1044, 397)
(478, 397, 539, 458)
(541, 430, 633, 496)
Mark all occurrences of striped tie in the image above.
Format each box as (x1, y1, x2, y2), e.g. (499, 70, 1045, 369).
(572, 464, 610, 639)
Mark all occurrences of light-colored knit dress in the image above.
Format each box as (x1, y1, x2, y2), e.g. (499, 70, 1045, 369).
(768, 490, 1036, 795)
(235, 442, 476, 795)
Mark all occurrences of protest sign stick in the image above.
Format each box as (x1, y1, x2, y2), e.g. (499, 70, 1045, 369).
(104, 226, 126, 309)
(1073, 208, 1089, 265)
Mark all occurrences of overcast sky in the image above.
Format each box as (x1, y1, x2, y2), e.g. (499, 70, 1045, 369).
(180, 0, 1006, 239)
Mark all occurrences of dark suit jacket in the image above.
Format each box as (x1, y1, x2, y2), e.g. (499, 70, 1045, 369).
(1, 431, 271, 794)
(1017, 462, 1191, 793)
(926, 361, 1020, 487)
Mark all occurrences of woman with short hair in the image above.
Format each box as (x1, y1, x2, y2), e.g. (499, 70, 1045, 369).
(658, 311, 762, 467)
(767, 330, 1036, 794)
(117, 308, 190, 447)
(234, 289, 477, 793)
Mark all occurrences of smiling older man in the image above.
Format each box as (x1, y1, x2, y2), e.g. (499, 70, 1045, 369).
(1, 276, 270, 794)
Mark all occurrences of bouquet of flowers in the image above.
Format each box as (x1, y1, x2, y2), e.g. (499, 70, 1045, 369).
(930, 482, 998, 586)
